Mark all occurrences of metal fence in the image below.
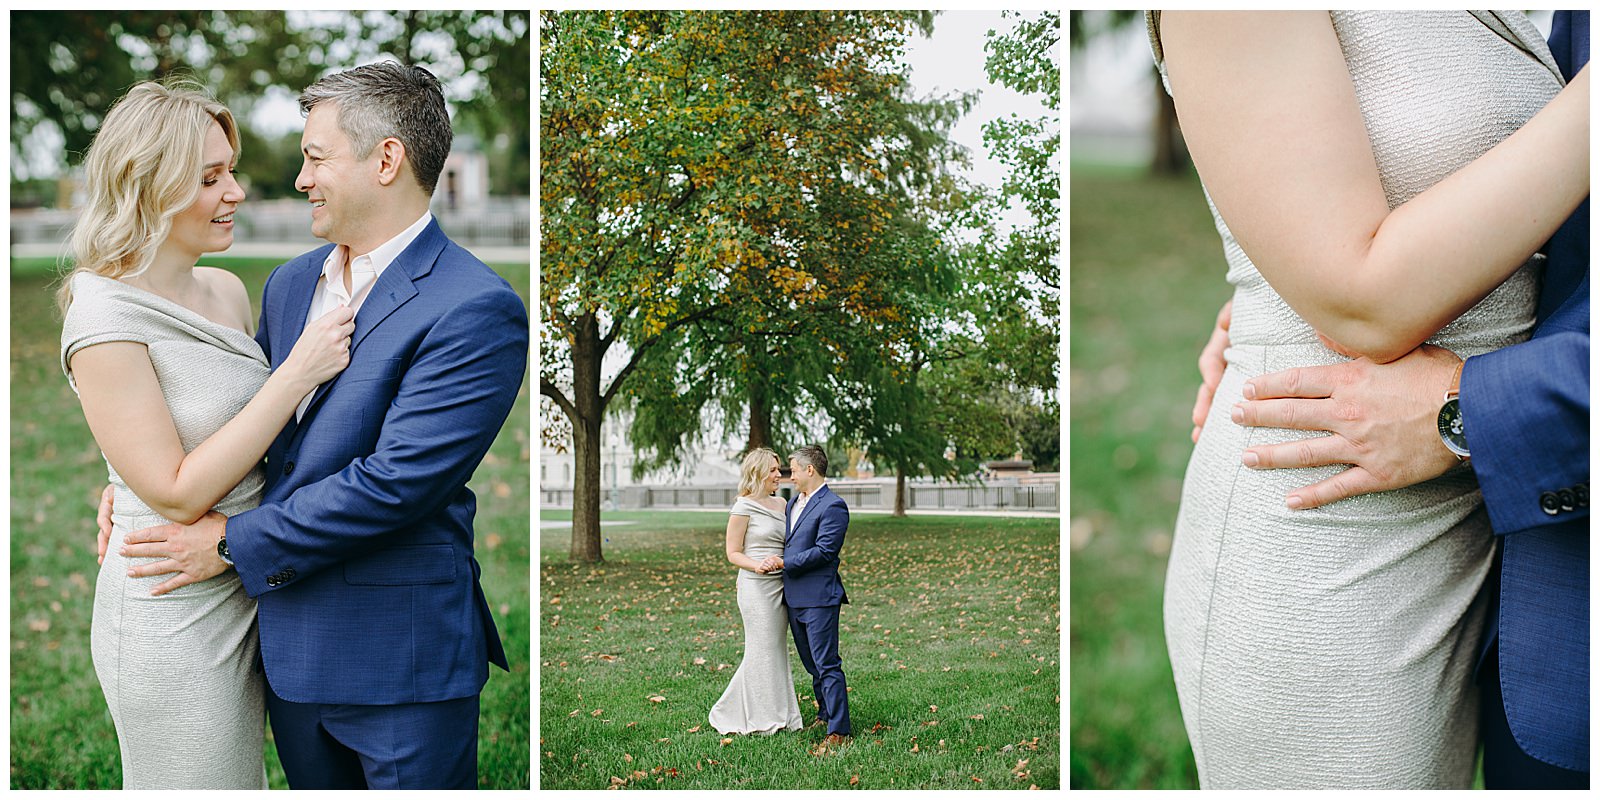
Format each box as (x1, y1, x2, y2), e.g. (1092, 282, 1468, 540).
(540, 478, 1060, 513)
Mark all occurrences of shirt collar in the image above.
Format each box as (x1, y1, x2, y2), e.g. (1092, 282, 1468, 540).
(320, 210, 434, 287)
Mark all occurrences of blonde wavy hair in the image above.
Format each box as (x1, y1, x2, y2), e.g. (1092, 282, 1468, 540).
(56, 78, 240, 310)
(737, 447, 780, 498)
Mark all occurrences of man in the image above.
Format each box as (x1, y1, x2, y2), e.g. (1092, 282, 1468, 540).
(1198, 12, 1587, 788)
(106, 62, 528, 789)
(761, 444, 851, 752)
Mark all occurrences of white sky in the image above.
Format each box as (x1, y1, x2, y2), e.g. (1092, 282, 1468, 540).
(906, 10, 1059, 235)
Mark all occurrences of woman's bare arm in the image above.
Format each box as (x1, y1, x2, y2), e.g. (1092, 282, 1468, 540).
(71, 296, 352, 525)
(724, 514, 769, 573)
(1162, 11, 1588, 362)
(73, 343, 323, 524)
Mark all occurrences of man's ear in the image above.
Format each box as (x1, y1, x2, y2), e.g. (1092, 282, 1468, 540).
(374, 137, 407, 187)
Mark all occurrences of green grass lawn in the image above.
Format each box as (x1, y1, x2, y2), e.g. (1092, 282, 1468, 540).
(10, 258, 531, 789)
(539, 510, 1060, 789)
(1068, 167, 1228, 789)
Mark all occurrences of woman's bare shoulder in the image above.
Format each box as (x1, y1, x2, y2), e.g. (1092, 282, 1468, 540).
(195, 267, 254, 332)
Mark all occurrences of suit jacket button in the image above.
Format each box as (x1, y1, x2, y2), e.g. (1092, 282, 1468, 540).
(283, 461, 295, 476)
(1557, 488, 1576, 512)
(1575, 483, 1589, 508)
(284, 568, 297, 580)
(1540, 491, 1561, 515)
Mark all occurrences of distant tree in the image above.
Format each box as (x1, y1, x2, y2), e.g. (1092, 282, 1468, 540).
(1067, 9, 1187, 176)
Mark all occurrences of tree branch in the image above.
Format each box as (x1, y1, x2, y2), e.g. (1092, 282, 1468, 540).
(601, 302, 727, 409)
(540, 377, 578, 422)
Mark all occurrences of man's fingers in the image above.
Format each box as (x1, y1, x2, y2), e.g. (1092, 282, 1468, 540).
(120, 525, 176, 546)
(1242, 435, 1349, 470)
(1287, 467, 1385, 510)
(150, 572, 199, 597)
(1233, 398, 1338, 432)
(119, 542, 174, 560)
(125, 558, 182, 579)
(1244, 364, 1342, 401)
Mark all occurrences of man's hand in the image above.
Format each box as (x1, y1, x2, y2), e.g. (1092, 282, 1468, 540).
(118, 511, 231, 596)
(1192, 299, 1233, 442)
(1231, 344, 1462, 509)
(96, 485, 114, 565)
(759, 555, 784, 573)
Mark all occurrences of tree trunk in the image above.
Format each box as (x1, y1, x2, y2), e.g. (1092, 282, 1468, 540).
(1150, 66, 1187, 176)
(745, 372, 773, 454)
(893, 469, 907, 517)
(568, 314, 605, 562)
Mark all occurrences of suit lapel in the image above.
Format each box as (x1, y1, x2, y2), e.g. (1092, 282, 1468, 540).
(278, 253, 329, 369)
(792, 485, 830, 539)
(297, 219, 444, 423)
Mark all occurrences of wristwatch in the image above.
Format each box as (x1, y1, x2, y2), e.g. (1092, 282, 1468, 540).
(216, 535, 234, 567)
(1436, 359, 1470, 461)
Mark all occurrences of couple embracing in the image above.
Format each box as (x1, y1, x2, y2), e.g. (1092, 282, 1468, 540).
(60, 62, 527, 788)
(709, 445, 852, 753)
(1151, 10, 1587, 789)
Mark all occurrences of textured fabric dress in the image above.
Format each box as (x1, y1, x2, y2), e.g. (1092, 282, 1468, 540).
(709, 496, 804, 734)
(1148, 11, 1559, 789)
(61, 273, 269, 789)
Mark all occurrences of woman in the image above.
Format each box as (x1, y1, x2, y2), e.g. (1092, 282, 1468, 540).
(1147, 11, 1588, 788)
(709, 448, 804, 734)
(58, 80, 354, 788)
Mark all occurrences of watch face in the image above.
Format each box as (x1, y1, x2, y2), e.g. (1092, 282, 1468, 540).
(1437, 397, 1469, 457)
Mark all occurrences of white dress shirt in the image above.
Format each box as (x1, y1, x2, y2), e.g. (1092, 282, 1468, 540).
(294, 211, 433, 420)
(789, 480, 826, 534)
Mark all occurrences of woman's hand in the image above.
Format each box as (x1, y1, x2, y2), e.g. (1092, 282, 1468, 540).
(279, 305, 355, 391)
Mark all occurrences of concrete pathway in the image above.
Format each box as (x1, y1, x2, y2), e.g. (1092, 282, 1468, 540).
(537, 520, 638, 529)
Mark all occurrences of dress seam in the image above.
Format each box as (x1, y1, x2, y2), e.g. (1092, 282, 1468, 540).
(1191, 368, 1259, 785)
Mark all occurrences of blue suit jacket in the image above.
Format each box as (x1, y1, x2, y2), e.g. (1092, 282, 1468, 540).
(225, 219, 528, 705)
(783, 485, 850, 608)
(1460, 9, 1589, 771)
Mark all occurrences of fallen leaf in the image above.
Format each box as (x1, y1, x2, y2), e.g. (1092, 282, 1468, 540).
(720, 737, 732, 746)
(623, 753, 633, 763)
(850, 775, 859, 785)
(649, 695, 666, 703)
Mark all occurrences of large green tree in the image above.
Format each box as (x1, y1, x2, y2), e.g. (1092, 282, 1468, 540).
(541, 10, 952, 561)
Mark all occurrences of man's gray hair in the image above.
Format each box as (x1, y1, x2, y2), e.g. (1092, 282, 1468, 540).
(788, 445, 829, 479)
(298, 61, 452, 195)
